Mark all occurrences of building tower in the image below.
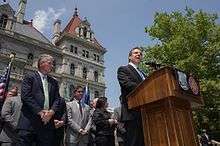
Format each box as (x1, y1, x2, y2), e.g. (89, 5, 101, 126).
(16, 0, 27, 23)
(53, 8, 107, 100)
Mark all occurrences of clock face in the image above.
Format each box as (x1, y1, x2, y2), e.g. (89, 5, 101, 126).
(188, 76, 199, 95)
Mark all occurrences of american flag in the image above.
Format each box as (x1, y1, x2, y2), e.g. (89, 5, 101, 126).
(0, 66, 11, 99)
(81, 83, 90, 107)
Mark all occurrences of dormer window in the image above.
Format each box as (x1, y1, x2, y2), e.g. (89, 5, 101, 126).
(0, 14, 8, 29)
(27, 53, 34, 65)
(83, 27, 87, 38)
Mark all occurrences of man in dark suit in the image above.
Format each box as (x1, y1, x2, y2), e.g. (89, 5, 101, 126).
(17, 54, 61, 146)
(117, 47, 145, 146)
(53, 97, 67, 146)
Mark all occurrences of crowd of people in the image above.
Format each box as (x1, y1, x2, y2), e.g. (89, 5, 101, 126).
(0, 47, 146, 146)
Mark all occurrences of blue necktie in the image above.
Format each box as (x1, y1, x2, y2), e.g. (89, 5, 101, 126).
(137, 67, 145, 80)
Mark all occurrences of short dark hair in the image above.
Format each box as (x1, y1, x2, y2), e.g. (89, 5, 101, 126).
(96, 97, 107, 109)
(69, 85, 83, 101)
(128, 47, 142, 62)
(8, 86, 18, 96)
(73, 85, 83, 93)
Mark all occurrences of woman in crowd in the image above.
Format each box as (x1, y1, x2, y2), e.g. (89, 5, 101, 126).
(92, 97, 117, 146)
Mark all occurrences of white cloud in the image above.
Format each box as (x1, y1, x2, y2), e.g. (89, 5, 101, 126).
(33, 7, 66, 33)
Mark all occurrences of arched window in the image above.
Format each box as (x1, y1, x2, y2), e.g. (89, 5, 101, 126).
(27, 53, 33, 60)
(82, 50, 86, 57)
(70, 63, 75, 76)
(94, 91, 99, 98)
(82, 67, 87, 79)
(97, 55, 100, 62)
(86, 51, 89, 58)
(74, 47, 78, 54)
(94, 71, 98, 82)
(27, 53, 34, 66)
(0, 14, 8, 29)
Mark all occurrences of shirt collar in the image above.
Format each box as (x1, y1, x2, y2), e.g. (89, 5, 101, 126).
(129, 62, 138, 69)
(38, 71, 47, 80)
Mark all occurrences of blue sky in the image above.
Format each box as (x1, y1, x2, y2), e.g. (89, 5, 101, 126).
(7, 0, 220, 107)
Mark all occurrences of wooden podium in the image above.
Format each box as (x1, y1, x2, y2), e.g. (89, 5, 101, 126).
(127, 67, 203, 146)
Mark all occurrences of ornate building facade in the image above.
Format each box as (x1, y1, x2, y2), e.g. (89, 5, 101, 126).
(0, 1, 106, 100)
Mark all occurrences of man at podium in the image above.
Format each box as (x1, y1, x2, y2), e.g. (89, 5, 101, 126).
(117, 47, 145, 146)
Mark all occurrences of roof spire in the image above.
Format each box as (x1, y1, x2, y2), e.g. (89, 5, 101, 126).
(73, 7, 78, 17)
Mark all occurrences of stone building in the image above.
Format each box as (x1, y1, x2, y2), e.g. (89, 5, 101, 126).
(0, 1, 106, 100)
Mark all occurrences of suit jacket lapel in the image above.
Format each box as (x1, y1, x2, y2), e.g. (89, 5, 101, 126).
(35, 71, 44, 93)
(127, 64, 143, 82)
(47, 77, 52, 97)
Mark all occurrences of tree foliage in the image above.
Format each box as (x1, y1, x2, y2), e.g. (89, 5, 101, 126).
(143, 8, 220, 132)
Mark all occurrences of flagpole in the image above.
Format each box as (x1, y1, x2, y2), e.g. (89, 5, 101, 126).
(2, 53, 15, 99)
(0, 53, 15, 133)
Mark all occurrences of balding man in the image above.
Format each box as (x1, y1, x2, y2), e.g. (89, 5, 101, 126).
(17, 54, 61, 146)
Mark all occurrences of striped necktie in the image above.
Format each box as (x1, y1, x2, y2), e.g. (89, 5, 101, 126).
(137, 67, 145, 80)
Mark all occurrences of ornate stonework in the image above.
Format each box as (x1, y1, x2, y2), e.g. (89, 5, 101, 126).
(0, 3, 106, 101)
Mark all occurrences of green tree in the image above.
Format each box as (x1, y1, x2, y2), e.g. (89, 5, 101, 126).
(143, 8, 220, 133)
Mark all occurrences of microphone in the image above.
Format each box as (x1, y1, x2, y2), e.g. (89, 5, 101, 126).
(145, 61, 162, 70)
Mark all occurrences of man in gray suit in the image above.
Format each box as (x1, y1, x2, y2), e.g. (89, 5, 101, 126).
(0, 86, 22, 146)
(65, 86, 91, 146)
